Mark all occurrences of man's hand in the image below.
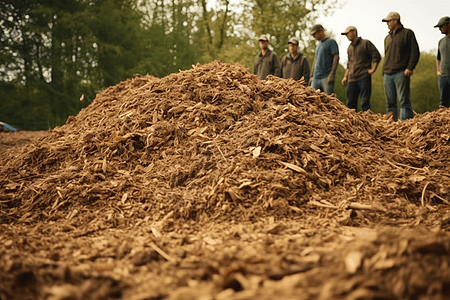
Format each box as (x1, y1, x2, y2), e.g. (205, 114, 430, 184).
(404, 69, 413, 77)
(367, 68, 376, 75)
(437, 71, 442, 76)
(341, 77, 348, 86)
(328, 73, 335, 83)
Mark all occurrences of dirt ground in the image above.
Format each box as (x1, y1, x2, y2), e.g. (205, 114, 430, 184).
(0, 131, 48, 154)
(1, 61, 450, 300)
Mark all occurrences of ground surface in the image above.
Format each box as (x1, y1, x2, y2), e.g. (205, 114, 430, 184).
(1, 62, 450, 300)
(0, 131, 48, 154)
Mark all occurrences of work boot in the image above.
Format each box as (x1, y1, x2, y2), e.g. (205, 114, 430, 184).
(384, 110, 397, 121)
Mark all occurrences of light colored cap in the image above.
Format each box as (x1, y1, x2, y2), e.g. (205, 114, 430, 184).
(434, 16, 450, 28)
(341, 26, 357, 35)
(258, 34, 269, 41)
(288, 37, 299, 44)
(311, 24, 325, 35)
(382, 12, 400, 22)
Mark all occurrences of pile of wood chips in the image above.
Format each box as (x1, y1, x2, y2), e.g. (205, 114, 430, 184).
(0, 131, 48, 154)
(0, 61, 449, 300)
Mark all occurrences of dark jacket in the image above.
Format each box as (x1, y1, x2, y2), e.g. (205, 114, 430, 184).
(383, 26, 420, 75)
(254, 49, 281, 80)
(347, 37, 381, 82)
(280, 53, 311, 83)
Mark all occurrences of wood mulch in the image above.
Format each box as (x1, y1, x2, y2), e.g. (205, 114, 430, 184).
(0, 61, 449, 300)
(0, 131, 48, 154)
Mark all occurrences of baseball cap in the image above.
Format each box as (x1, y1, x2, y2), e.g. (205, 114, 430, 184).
(288, 37, 299, 44)
(341, 26, 357, 35)
(258, 34, 269, 41)
(311, 24, 324, 35)
(434, 16, 450, 28)
(382, 12, 400, 22)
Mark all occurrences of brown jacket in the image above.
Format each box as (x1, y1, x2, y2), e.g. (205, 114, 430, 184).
(383, 26, 420, 75)
(280, 53, 310, 83)
(346, 37, 381, 82)
(254, 49, 281, 80)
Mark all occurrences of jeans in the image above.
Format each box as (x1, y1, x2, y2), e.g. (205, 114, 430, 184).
(312, 76, 335, 95)
(383, 71, 413, 121)
(438, 76, 450, 108)
(347, 76, 372, 111)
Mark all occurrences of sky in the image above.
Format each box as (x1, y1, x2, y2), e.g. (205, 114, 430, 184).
(317, 0, 450, 63)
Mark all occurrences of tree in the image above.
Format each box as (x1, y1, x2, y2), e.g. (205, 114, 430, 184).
(87, 0, 149, 88)
(138, 0, 200, 77)
(181, 0, 339, 76)
(247, 0, 338, 58)
(0, 0, 149, 129)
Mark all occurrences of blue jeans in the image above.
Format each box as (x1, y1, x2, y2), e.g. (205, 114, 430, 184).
(347, 76, 371, 111)
(383, 71, 413, 121)
(438, 76, 450, 107)
(312, 76, 335, 95)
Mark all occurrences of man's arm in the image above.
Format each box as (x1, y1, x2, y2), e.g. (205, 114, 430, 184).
(280, 56, 285, 78)
(254, 54, 260, 75)
(328, 54, 339, 83)
(273, 54, 281, 77)
(341, 68, 350, 86)
(303, 57, 311, 84)
(437, 48, 442, 76)
(309, 61, 315, 86)
(368, 41, 381, 75)
(368, 61, 379, 75)
(405, 30, 420, 77)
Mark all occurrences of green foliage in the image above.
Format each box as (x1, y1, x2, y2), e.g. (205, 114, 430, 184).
(247, 0, 338, 60)
(1, 0, 441, 130)
(334, 63, 347, 105)
(89, 0, 147, 88)
(369, 59, 386, 114)
(137, 0, 201, 77)
(411, 52, 440, 113)
(0, 0, 148, 129)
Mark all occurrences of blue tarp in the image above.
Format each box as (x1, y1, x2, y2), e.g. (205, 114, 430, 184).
(0, 121, 17, 131)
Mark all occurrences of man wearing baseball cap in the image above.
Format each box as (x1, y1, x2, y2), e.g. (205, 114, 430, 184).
(254, 34, 281, 80)
(341, 26, 381, 112)
(435, 16, 450, 107)
(382, 11, 420, 121)
(280, 37, 311, 84)
(310, 24, 339, 95)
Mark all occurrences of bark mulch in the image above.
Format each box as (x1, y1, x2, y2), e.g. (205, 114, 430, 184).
(0, 61, 449, 300)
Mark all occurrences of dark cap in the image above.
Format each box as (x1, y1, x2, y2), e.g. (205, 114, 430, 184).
(258, 34, 269, 41)
(434, 16, 450, 28)
(382, 12, 400, 22)
(311, 24, 324, 35)
(341, 26, 357, 35)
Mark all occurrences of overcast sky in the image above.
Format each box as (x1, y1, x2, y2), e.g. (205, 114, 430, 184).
(317, 0, 450, 63)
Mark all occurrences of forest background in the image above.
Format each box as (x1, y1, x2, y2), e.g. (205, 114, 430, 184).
(0, 0, 440, 130)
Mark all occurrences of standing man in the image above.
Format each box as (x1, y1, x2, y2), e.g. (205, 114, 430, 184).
(311, 24, 339, 95)
(254, 34, 281, 80)
(382, 12, 420, 121)
(341, 26, 381, 111)
(434, 16, 450, 108)
(280, 37, 311, 84)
